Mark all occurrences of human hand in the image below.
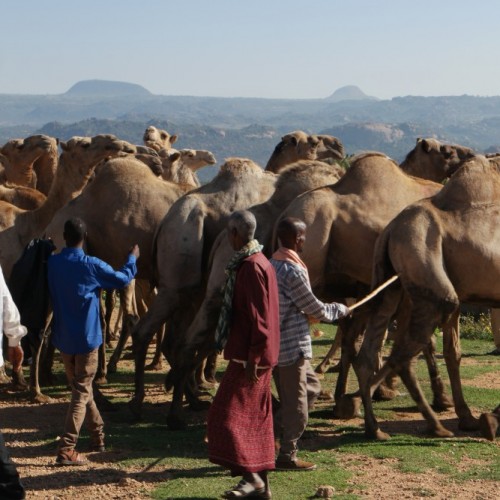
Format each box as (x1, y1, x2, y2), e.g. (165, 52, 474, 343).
(129, 244, 140, 259)
(8, 345, 24, 372)
(245, 362, 259, 383)
(343, 306, 352, 318)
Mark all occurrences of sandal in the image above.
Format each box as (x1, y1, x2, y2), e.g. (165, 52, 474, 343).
(222, 479, 265, 498)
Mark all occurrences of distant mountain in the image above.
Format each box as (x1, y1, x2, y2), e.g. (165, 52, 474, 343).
(325, 85, 379, 102)
(65, 79, 152, 97)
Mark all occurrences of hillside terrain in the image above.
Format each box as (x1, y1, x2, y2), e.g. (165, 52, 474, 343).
(1, 81, 500, 181)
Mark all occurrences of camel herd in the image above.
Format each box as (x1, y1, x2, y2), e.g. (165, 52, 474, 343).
(0, 125, 497, 441)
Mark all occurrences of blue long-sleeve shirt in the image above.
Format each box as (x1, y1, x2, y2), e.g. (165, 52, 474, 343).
(48, 247, 136, 354)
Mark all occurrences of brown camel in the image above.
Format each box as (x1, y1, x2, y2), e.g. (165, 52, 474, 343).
(0, 135, 58, 192)
(316, 135, 345, 163)
(0, 184, 46, 210)
(44, 155, 193, 380)
(355, 154, 500, 440)
(163, 160, 345, 428)
(276, 139, 475, 416)
(0, 134, 135, 402)
(315, 138, 476, 374)
(0, 135, 135, 277)
(129, 158, 277, 424)
(265, 131, 320, 173)
(143, 126, 178, 151)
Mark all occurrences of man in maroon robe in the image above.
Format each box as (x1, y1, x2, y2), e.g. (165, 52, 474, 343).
(207, 210, 280, 499)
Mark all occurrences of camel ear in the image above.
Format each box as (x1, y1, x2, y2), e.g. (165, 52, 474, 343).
(55, 138, 60, 145)
(170, 135, 178, 145)
(421, 139, 432, 153)
(289, 136, 298, 146)
(170, 151, 181, 162)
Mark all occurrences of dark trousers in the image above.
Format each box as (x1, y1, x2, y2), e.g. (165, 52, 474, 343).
(0, 430, 25, 499)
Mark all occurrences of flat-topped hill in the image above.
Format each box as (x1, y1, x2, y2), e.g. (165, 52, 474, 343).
(65, 79, 152, 97)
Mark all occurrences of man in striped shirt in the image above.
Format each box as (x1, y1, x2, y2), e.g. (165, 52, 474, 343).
(271, 217, 350, 471)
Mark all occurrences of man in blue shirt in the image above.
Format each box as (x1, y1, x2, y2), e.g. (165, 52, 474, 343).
(48, 217, 138, 466)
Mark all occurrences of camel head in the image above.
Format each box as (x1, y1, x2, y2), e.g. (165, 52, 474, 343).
(143, 126, 178, 152)
(58, 135, 136, 187)
(265, 131, 319, 173)
(316, 134, 345, 162)
(1, 134, 56, 170)
(400, 138, 476, 182)
(178, 149, 216, 171)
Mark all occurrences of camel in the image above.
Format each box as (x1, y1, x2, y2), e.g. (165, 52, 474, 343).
(163, 160, 345, 428)
(0, 135, 136, 277)
(0, 135, 58, 192)
(355, 154, 500, 440)
(0, 184, 46, 210)
(143, 126, 178, 152)
(0, 134, 135, 402)
(129, 158, 277, 422)
(316, 135, 345, 163)
(44, 155, 194, 380)
(315, 138, 476, 374)
(160, 148, 216, 187)
(275, 139, 475, 416)
(265, 131, 320, 173)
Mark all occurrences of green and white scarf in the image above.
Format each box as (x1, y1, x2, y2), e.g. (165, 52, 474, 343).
(214, 239, 263, 352)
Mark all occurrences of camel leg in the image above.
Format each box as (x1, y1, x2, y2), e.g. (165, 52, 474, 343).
(145, 325, 164, 371)
(95, 290, 108, 384)
(108, 283, 138, 373)
(104, 289, 116, 345)
(165, 292, 220, 430)
(316, 326, 343, 374)
(442, 311, 479, 430)
(129, 287, 174, 419)
(203, 351, 218, 384)
(421, 335, 454, 411)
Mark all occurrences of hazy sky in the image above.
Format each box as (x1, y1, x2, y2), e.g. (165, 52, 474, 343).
(1, 0, 499, 99)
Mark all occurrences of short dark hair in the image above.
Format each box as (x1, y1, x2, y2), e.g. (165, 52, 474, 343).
(63, 217, 87, 246)
(276, 217, 306, 245)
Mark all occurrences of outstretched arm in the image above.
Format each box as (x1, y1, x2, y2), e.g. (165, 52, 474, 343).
(288, 268, 349, 322)
(93, 245, 139, 290)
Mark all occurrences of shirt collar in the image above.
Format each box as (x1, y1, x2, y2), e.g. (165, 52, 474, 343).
(61, 247, 85, 256)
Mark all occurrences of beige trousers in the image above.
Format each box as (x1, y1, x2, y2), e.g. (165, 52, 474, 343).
(59, 349, 104, 451)
(275, 358, 321, 461)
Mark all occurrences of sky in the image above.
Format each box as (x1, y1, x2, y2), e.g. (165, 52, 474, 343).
(1, 0, 499, 100)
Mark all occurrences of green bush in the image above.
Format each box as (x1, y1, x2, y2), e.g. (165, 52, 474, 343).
(460, 313, 492, 341)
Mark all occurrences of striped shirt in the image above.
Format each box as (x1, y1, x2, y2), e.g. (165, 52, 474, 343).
(270, 259, 349, 367)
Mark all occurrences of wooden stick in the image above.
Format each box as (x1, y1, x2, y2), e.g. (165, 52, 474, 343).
(348, 275, 399, 311)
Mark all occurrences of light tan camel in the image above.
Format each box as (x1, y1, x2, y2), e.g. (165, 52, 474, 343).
(129, 158, 277, 424)
(0, 184, 46, 210)
(32, 135, 59, 195)
(316, 134, 345, 163)
(159, 148, 216, 187)
(265, 131, 320, 173)
(355, 154, 500, 440)
(0, 135, 135, 277)
(276, 139, 475, 415)
(143, 126, 178, 151)
(162, 160, 345, 428)
(0, 135, 57, 191)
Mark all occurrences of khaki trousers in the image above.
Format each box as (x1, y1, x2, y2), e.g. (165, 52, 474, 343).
(59, 349, 104, 451)
(275, 358, 321, 461)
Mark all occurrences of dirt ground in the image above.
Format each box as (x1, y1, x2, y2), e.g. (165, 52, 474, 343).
(1, 349, 498, 499)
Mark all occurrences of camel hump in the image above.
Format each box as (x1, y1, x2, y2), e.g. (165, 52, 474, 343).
(217, 157, 263, 177)
(434, 155, 500, 209)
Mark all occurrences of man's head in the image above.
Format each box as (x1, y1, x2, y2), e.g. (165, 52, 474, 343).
(63, 217, 87, 248)
(276, 217, 306, 253)
(227, 210, 257, 251)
